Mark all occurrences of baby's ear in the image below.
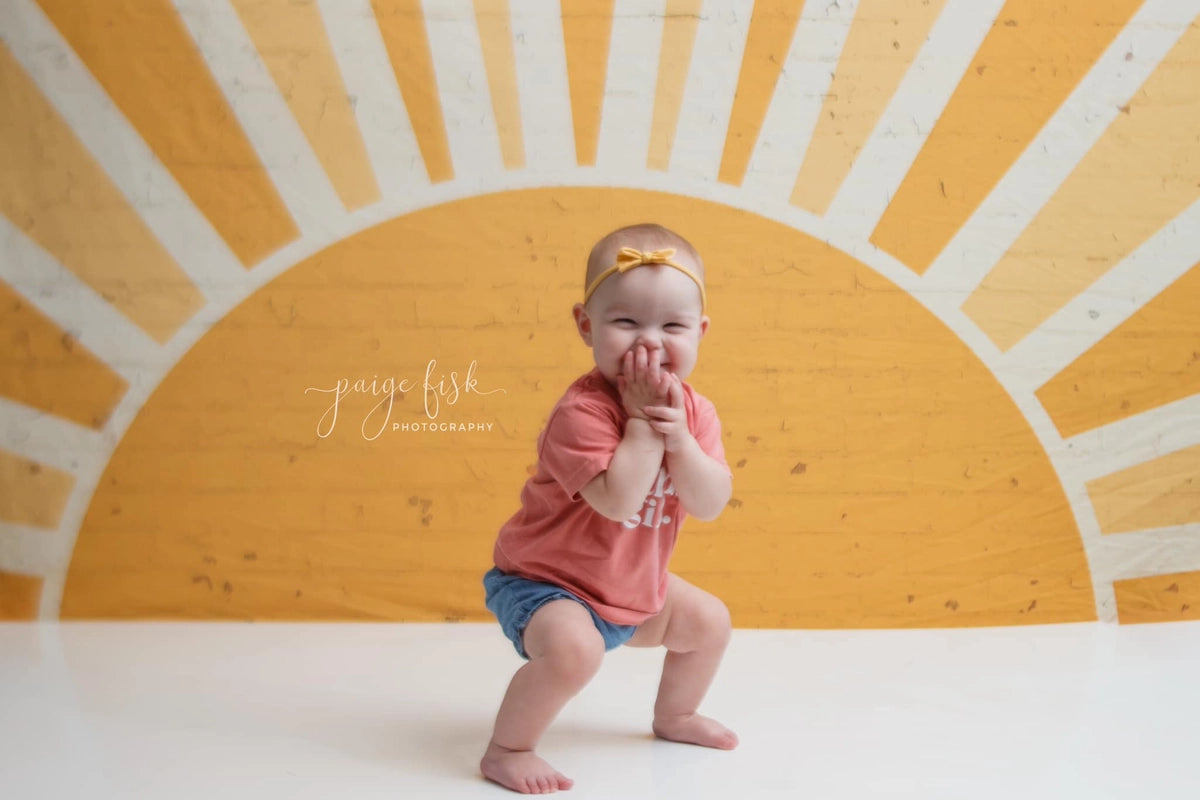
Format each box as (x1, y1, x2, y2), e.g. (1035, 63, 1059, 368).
(699, 315, 710, 338)
(572, 303, 593, 345)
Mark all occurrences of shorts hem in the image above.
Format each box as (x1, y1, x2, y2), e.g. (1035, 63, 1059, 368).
(483, 567, 638, 659)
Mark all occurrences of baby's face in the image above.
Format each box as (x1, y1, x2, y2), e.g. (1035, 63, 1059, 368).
(574, 263, 708, 385)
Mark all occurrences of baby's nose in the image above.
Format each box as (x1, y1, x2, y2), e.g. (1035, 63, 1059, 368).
(636, 331, 662, 348)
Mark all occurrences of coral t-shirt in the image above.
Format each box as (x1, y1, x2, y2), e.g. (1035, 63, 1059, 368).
(493, 369, 729, 625)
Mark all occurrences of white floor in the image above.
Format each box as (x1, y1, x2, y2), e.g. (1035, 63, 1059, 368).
(2, 621, 1199, 799)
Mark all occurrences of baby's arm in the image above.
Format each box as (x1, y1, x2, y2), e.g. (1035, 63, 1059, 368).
(664, 435, 731, 521)
(644, 376, 732, 521)
(578, 344, 668, 520)
(578, 418, 664, 521)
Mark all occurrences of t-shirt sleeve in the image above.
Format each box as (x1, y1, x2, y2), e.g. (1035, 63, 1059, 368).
(689, 391, 730, 475)
(538, 395, 623, 499)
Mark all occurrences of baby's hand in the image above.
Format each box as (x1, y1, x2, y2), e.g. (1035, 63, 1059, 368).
(643, 374, 691, 452)
(618, 344, 670, 420)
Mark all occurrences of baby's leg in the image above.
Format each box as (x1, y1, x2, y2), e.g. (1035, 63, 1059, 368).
(627, 573, 738, 749)
(481, 599, 606, 794)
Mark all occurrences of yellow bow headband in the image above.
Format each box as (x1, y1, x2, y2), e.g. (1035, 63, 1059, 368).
(582, 247, 707, 312)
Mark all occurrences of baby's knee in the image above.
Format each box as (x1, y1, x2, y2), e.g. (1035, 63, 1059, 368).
(540, 627, 605, 686)
(697, 594, 733, 646)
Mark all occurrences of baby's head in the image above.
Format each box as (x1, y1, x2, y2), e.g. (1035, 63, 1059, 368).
(572, 224, 709, 385)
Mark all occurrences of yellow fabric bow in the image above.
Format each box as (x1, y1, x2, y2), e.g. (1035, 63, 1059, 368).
(615, 247, 678, 271)
(582, 247, 707, 311)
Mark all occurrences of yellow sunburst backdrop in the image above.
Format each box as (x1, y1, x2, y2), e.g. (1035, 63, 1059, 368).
(2, 0, 1198, 626)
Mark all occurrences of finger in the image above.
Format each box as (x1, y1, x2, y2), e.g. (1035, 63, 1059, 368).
(649, 419, 676, 436)
(647, 345, 662, 385)
(668, 375, 685, 408)
(643, 404, 681, 421)
(635, 344, 648, 380)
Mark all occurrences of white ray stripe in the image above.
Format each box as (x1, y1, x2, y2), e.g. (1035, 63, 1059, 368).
(423, 0, 505, 179)
(28, 453, 115, 617)
(510, 0, 574, 170)
(824, 0, 1004, 239)
(595, 0, 665, 173)
(0, 219, 160, 383)
(669, 0, 751, 180)
(172, 0, 343, 237)
(999, 197, 1200, 388)
(0, 522, 65, 577)
(920, 0, 1198, 299)
(1038, 463, 1118, 621)
(1034, 389, 1200, 621)
(740, 0, 855, 203)
(316, 0, 429, 198)
(1093, 525, 1200, 586)
(0, 0, 248, 300)
(0, 398, 106, 477)
(1051, 394, 1200, 485)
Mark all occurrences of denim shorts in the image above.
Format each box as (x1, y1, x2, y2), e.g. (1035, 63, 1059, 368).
(483, 567, 638, 659)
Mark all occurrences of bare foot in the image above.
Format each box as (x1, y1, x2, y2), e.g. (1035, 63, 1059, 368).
(481, 740, 574, 794)
(653, 713, 739, 750)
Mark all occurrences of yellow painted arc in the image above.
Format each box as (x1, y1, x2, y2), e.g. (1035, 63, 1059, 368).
(790, 0, 948, 214)
(0, 43, 206, 343)
(35, 0, 300, 267)
(0, 280, 128, 430)
(230, 0, 381, 210)
(372, 0, 455, 182)
(1036, 265, 1200, 440)
(0, 450, 74, 529)
(61, 188, 1094, 628)
(473, 0, 525, 169)
(561, 0, 615, 166)
(717, 0, 804, 186)
(870, 0, 1142, 275)
(963, 21, 1200, 350)
(0, 572, 42, 620)
(1087, 444, 1200, 536)
(1114, 571, 1200, 624)
(647, 0, 702, 171)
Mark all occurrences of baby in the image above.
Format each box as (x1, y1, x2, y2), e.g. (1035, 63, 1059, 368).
(480, 223, 737, 794)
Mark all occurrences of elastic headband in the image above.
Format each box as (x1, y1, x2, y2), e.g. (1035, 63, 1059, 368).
(582, 247, 707, 312)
